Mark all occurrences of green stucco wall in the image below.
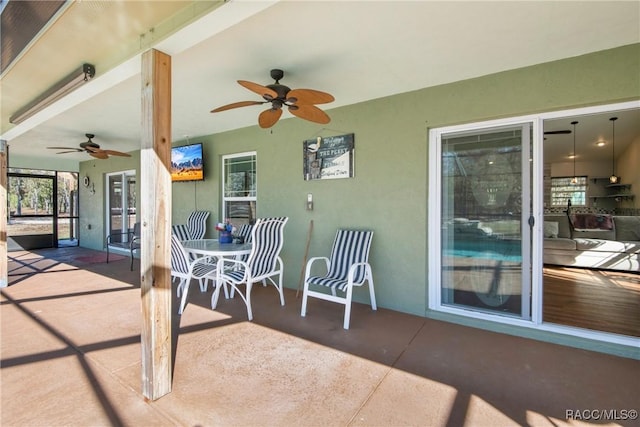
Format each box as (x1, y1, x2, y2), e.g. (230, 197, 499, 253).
(79, 44, 640, 348)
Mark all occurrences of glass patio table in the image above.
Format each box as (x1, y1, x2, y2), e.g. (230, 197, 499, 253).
(181, 239, 252, 299)
(181, 239, 252, 258)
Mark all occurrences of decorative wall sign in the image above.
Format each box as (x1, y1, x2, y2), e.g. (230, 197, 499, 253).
(303, 133, 354, 180)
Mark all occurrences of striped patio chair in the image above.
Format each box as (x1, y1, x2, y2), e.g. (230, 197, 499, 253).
(301, 229, 376, 329)
(171, 234, 218, 314)
(237, 223, 253, 243)
(171, 224, 192, 242)
(187, 211, 210, 240)
(212, 217, 288, 321)
(172, 223, 216, 291)
(234, 223, 254, 263)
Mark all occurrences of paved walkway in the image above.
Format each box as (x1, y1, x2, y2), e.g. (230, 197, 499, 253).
(2, 247, 639, 426)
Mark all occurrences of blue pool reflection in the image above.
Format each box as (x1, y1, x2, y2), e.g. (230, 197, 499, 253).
(443, 239, 522, 263)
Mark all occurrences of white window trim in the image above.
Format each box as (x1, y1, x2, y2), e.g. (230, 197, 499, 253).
(221, 151, 257, 221)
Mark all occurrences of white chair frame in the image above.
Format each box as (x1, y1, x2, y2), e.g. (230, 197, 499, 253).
(171, 234, 218, 314)
(212, 218, 288, 320)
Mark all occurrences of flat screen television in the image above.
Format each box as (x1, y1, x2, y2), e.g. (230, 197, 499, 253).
(171, 143, 204, 182)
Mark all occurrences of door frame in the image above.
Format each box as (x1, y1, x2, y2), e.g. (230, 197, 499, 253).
(428, 115, 542, 327)
(428, 100, 639, 347)
(105, 169, 136, 251)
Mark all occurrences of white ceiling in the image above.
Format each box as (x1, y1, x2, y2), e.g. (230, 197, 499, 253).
(1, 0, 639, 165)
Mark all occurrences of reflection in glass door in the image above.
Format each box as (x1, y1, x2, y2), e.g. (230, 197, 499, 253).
(439, 124, 533, 319)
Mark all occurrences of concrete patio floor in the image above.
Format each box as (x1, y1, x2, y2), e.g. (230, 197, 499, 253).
(2, 247, 639, 426)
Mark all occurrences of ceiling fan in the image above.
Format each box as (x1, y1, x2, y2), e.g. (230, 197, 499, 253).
(210, 69, 335, 128)
(543, 127, 572, 141)
(543, 129, 572, 135)
(47, 134, 131, 159)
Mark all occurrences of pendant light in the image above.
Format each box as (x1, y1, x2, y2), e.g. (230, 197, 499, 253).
(609, 117, 619, 184)
(570, 121, 578, 184)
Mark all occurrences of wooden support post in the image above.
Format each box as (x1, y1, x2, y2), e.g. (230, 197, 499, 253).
(140, 49, 172, 400)
(0, 140, 7, 288)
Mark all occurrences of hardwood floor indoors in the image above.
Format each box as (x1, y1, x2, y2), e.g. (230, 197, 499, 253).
(543, 266, 640, 337)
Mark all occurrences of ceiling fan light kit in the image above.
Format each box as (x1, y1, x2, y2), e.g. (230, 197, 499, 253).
(211, 69, 334, 128)
(10, 63, 96, 125)
(570, 121, 578, 185)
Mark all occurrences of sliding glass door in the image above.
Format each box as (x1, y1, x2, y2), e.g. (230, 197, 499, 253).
(436, 123, 533, 319)
(106, 170, 136, 244)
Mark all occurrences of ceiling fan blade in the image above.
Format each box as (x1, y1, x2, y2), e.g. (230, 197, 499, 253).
(89, 151, 109, 159)
(289, 104, 331, 124)
(258, 108, 283, 128)
(238, 80, 278, 100)
(544, 130, 572, 135)
(286, 88, 335, 105)
(47, 146, 82, 152)
(54, 150, 84, 155)
(103, 150, 131, 157)
(211, 100, 265, 113)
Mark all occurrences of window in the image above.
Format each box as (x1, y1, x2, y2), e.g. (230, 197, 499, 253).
(222, 152, 256, 226)
(550, 176, 586, 207)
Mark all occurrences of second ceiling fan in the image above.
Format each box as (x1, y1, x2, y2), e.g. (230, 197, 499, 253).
(48, 134, 131, 159)
(211, 69, 334, 128)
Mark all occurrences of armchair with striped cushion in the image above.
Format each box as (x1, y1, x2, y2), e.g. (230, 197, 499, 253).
(300, 229, 376, 329)
(212, 217, 288, 321)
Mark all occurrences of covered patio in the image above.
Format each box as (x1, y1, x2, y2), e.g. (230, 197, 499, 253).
(2, 247, 637, 426)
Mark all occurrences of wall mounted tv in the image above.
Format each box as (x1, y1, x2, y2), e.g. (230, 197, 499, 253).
(171, 143, 204, 182)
